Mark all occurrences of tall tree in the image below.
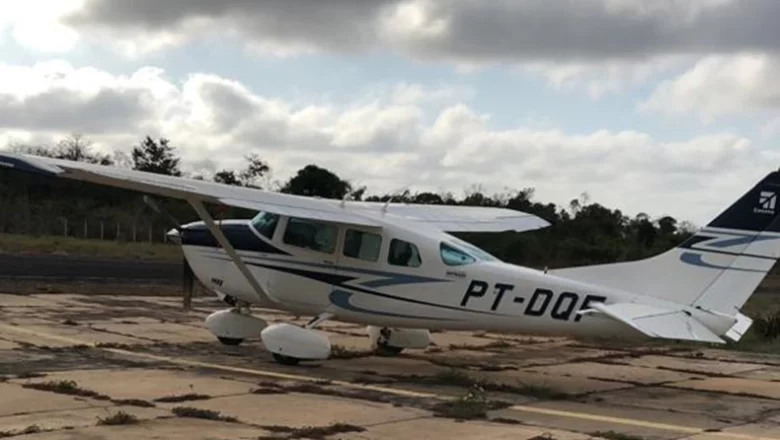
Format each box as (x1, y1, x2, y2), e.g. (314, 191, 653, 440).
(213, 170, 242, 186)
(9, 134, 112, 165)
(131, 137, 182, 176)
(281, 164, 352, 199)
(239, 153, 271, 188)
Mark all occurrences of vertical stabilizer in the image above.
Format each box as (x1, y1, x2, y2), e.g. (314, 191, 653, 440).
(551, 170, 780, 316)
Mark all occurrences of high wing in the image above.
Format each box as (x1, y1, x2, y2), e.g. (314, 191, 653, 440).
(341, 202, 550, 233)
(0, 153, 550, 233)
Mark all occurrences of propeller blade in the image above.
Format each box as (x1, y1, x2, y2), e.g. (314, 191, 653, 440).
(143, 195, 183, 232)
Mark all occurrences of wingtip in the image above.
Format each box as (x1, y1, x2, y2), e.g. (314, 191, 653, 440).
(0, 153, 64, 176)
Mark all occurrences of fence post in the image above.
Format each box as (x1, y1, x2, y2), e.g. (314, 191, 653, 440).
(100, 221, 104, 240)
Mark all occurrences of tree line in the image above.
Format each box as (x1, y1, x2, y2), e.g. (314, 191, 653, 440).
(0, 134, 696, 268)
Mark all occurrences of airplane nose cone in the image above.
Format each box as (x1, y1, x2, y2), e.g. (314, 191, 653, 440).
(166, 228, 181, 244)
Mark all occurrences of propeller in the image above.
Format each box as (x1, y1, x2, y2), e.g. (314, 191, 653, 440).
(142, 195, 193, 309)
(143, 195, 183, 233)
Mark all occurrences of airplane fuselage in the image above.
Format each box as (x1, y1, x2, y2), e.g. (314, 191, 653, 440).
(174, 212, 648, 340)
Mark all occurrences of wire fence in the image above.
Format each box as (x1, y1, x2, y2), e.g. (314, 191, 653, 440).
(0, 215, 173, 244)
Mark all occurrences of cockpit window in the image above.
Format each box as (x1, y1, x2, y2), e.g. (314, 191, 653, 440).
(283, 217, 338, 253)
(388, 239, 422, 267)
(251, 211, 279, 239)
(440, 242, 477, 266)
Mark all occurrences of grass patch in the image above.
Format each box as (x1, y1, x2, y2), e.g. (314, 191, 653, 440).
(490, 417, 523, 425)
(0, 233, 181, 260)
(97, 411, 140, 426)
(171, 406, 238, 422)
(22, 380, 110, 400)
(95, 342, 134, 349)
(251, 387, 289, 395)
(431, 386, 512, 420)
(329, 345, 371, 359)
(260, 422, 366, 439)
(590, 431, 645, 440)
(15, 372, 46, 379)
(154, 393, 210, 403)
(0, 425, 42, 438)
(112, 399, 156, 408)
(483, 339, 513, 349)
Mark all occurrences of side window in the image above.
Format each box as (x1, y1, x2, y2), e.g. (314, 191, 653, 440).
(343, 229, 382, 262)
(251, 211, 279, 239)
(440, 242, 476, 266)
(388, 239, 422, 268)
(283, 217, 338, 254)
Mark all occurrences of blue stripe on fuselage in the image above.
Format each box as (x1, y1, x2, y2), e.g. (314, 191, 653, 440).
(180, 223, 289, 255)
(198, 251, 513, 318)
(329, 290, 456, 321)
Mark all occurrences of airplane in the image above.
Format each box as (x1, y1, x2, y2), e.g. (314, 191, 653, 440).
(1, 152, 779, 366)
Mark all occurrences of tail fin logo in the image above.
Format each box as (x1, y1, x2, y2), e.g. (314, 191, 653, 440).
(755, 191, 777, 215)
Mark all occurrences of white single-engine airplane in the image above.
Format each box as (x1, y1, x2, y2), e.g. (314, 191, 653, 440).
(1, 153, 779, 365)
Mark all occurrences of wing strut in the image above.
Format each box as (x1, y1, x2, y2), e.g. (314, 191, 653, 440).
(188, 199, 272, 305)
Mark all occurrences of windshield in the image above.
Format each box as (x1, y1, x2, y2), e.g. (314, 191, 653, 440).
(447, 237, 499, 262)
(440, 239, 499, 266)
(251, 211, 280, 239)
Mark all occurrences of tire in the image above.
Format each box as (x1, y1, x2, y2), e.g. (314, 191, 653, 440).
(272, 352, 301, 365)
(217, 337, 244, 346)
(374, 342, 404, 357)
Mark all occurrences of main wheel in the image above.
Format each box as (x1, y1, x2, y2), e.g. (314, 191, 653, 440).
(272, 352, 301, 365)
(374, 340, 404, 357)
(217, 336, 244, 346)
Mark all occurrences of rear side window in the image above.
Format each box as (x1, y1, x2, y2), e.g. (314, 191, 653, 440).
(388, 239, 422, 268)
(343, 229, 382, 262)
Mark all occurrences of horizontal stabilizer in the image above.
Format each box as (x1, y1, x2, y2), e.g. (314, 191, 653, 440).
(580, 302, 725, 344)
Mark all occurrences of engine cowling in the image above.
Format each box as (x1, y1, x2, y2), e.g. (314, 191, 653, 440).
(367, 326, 431, 349)
(261, 323, 331, 360)
(205, 309, 268, 340)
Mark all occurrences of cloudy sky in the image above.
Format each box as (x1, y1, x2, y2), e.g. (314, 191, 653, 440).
(1, 0, 778, 226)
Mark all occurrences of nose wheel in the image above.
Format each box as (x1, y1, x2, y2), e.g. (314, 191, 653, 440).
(272, 353, 301, 365)
(217, 337, 244, 346)
(264, 312, 334, 365)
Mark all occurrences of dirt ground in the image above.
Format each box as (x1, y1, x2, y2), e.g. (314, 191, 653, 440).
(3, 292, 780, 440)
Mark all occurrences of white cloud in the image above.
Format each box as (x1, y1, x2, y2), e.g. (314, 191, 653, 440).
(0, 0, 82, 52)
(4, 0, 774, 64)
(640, 54, 780, 120)
(0, 60, 775, 225)
(522, 56, 689, 98)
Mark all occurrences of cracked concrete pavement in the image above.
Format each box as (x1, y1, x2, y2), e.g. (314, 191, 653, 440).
(3, 292, 780, 439)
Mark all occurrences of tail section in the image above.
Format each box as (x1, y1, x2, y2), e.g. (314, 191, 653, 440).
(551, 170, 780, 322)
